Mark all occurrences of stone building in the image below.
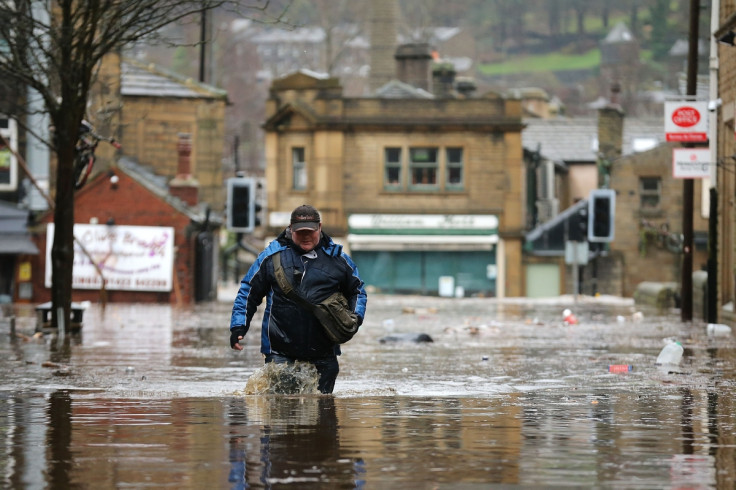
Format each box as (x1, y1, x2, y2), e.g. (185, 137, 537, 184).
(120, 58, 228, 211)
(713, 2, 736, 326)
(608, 142, 709, 298)
(260, 47, 525, 297)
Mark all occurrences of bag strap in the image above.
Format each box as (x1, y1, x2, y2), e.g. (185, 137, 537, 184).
(272, 251, 317, 313)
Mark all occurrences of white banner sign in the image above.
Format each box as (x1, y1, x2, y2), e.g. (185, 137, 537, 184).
(664, 101, 708, 142)
(672, 148, 711, 179)
(45, 223, 175, 291)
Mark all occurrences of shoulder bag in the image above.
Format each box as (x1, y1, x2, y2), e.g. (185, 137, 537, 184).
(272, 252, 360, 344)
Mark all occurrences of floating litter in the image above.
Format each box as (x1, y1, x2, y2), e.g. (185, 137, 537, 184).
(244, 361, 320, 395)
(608, 364, 633, 373)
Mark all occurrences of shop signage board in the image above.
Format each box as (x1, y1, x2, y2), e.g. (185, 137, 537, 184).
(45, 223, 175, 291)
(664, 101, 708, 142)
(672, 148, 711, 179)
(348, 214, 498, 235)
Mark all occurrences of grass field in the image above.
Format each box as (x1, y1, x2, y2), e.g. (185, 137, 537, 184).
(477, 49, 602, 76)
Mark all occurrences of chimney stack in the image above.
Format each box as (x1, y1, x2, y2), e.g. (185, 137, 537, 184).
(395, 43, 433, 92)
(597, 83, 624, 185)
(169, 133, 199, 207)
(432, 62, 456, 98)
(369, 0, 399, 92)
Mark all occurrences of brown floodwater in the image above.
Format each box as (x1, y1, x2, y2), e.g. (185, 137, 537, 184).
(1, 293, 734, 488)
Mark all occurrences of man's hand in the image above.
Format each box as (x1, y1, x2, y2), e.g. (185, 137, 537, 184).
(230, 326, 248, 351)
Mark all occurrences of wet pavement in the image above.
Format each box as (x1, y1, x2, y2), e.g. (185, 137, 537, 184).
(1, 287, 735, 488)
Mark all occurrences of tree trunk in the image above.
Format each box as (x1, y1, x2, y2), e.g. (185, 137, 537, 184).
(50, 131, 77, 330)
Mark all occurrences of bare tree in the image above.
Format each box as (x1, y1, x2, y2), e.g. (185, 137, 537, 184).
(0, 0, 288, 329)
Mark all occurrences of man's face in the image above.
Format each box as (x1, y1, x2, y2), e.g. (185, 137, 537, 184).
(291, 224, 321, 252)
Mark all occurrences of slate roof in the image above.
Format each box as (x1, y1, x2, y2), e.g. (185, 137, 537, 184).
(115, 157, 221, 225)
(522, 116, 665, 164)
(121, 59, 227, 100)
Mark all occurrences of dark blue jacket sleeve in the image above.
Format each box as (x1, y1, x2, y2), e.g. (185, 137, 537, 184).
(230, 251, 271, 332)
(341, 252, 367, 323)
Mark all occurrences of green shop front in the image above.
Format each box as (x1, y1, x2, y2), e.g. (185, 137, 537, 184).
(347, 214, 498, 296)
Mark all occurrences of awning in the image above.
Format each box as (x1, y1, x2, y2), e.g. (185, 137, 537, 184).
(0, 234, 39, 255)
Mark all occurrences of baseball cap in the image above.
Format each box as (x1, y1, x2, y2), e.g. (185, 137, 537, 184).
(290, 204, 321, 231)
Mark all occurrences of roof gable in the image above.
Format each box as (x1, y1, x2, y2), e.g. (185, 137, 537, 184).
(270, 70, 340, 91)
(74, 159, 210, 224)
(263, 102, 319, 130)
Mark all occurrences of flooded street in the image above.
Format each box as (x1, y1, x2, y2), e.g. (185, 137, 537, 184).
(1, 291, 735, 488)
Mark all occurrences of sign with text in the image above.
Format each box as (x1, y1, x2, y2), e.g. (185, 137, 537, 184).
(664, 101, 708, 142)
(672, 148, 712, 179)
(45, 224, 174, 291)
(348, 214, 498, 235)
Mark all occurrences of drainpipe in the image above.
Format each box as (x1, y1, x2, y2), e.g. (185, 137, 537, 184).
(707, 0, 720, 323)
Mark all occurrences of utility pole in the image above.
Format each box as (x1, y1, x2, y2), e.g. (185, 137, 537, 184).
(199, 7, 207, 83)
(681, 0, 699, 322)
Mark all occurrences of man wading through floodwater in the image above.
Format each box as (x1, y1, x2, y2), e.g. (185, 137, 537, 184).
(229, 205, 367, 394)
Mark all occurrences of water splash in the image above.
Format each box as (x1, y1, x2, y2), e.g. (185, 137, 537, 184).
(244, 362, 320, 395)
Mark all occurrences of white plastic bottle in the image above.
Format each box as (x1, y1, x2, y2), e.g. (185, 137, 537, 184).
(706, 323, 732, 337)
(656, 341, 684, 365)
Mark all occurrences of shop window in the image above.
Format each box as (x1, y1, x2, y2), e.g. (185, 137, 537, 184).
(292, 147, 306, 190)
(409, 147, 438, 190)
(446, 147, 464, 190)
(384, 147, 402, 190)
(640, 177, 661, 210)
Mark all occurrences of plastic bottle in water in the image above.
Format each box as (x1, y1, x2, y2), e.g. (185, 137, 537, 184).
(706, 323, 732, 337)
(656, 341, 683, 365)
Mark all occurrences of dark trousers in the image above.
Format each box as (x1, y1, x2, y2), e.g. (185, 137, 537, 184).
(265, 353, 339, 394)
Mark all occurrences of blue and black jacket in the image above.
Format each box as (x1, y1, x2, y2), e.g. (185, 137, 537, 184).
(230, 230, 367, 360)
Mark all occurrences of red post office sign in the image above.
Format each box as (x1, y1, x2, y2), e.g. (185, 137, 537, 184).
(664, 101, 708, 142)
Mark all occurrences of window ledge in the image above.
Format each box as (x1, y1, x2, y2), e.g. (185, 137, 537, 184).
(638, 208, 665, 219)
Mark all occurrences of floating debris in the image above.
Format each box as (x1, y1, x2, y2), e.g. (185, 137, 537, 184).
(707, 323, 732, 337)
(563, 309, 578, 325)
(402, 307, 439, 315)
(608, 364, 632, 373)
(379, 333, 433, 343)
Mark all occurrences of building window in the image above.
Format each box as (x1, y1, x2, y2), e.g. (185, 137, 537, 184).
(384, 147, 402, 189)
(292, 147, 306, 190)
(446, 147, 464, 189)
(409, 147, 438, 190)
(639, 177, 661, 210)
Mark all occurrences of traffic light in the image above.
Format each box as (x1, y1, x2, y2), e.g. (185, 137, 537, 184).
(226, 177, 256, 233)
(254, 200, 263, 227)
(569, 207, 588, 242)
(587, 189, 616, 243)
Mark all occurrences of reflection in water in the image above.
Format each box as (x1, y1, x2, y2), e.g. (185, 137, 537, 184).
(230, 396, 348, 487)
(47, 391, 72, 489)
(0, 390, 735, 487)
